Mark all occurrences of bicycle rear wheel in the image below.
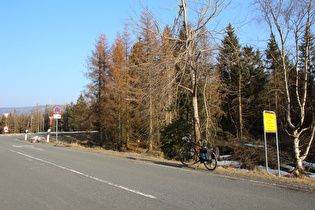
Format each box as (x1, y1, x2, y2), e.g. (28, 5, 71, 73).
(180, 148, 198, 166)
(204, 152, 217, 170)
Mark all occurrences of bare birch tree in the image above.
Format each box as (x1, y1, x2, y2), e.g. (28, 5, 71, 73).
(257, 0, 315, 174)
(170, 0, 230, 141)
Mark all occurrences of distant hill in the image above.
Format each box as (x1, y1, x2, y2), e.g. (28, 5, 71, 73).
(0, 105, 51, 115)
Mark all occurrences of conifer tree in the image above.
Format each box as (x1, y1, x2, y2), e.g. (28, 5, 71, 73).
(131, 8, 160, 151)
(158, 26, 177, 125)
(265, 34, 286, 131)
(299, 32, 315, 124)
(110, 32, 131, 149)
(242, 46, 269, 137)
(218, 24, 269, 138)
(129, 37, 146, 143)
(85, 33, 113, 146)
(68, 94, 91, 131)
(121, 23, 134, 148)
(217, 23, 244, 138)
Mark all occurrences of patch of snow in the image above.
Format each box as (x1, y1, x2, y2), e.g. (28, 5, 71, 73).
(282, 164, 295, 170)
(303, 161, 315, 168)
(220, 154, 231, 159)
(217, 160, 239, 166)
(245, 143, 264, 148)
(218, 153, 315, 179)
(258, 165, 291, 176)
(308, 173, 315, 179)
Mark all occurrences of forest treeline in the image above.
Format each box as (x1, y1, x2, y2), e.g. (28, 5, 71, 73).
(1, 0, 314, 173)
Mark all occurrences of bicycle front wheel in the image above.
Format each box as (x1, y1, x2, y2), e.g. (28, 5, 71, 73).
(179, 148, 198, 166)
(204, 152, 217, 171)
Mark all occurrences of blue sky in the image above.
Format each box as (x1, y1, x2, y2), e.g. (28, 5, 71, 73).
(0, 0, 269, 108)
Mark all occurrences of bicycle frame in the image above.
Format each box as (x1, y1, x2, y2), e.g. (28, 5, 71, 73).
(180, 136, 217, 170)
(185, 141, 210, 162)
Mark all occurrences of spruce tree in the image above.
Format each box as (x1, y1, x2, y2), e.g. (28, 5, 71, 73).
(265, 34, 284, 113)
(68, 94, 90, 131)
(265, 33, 289, 133)
(217, 23, 243, 138)
(218, 24, 269, 139)
(299, 32, 315, 128)
(242, 46, 269, 137)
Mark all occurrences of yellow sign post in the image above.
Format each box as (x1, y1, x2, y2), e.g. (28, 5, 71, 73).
(263, 110, 280, 176)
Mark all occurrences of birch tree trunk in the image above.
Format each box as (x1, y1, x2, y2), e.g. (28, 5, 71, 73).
(191, 70, 201, 141)
(258, 0, 315, 174)
(173, 0, 229, 142)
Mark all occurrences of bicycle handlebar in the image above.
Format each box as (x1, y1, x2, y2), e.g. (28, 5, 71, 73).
(182, 134, 207, 147)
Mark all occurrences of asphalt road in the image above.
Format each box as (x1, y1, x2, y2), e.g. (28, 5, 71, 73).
(1, 135, 314, 209)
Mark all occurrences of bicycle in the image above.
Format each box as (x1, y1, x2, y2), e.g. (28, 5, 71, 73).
(179, 134, 218, 171)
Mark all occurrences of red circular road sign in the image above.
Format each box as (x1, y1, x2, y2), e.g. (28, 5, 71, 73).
(53, 107, 61, 114)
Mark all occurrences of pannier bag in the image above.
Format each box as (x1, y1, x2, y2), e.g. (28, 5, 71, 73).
(207, 147, 220, 160)
(200, 149, 209, 160)
(207, 149, 212, 160)
(214, 146, 220, 159)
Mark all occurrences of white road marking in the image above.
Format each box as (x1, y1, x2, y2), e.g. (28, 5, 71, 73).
(10, 150, 157, 199)
(12, 145, 44, 151)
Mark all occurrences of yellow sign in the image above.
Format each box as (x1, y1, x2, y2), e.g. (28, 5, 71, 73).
(263, 111, 277, 133)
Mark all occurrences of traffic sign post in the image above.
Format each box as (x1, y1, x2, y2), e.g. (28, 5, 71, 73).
(263, 110, 280, 177)
(30, 115, 34, 133)
(53, 107, 61, 114)
(53, 107, 61, 142)
(49, 116, 54, 126)
(3, 113, 9, 118)
(53, 114, 61, 119)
